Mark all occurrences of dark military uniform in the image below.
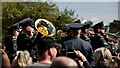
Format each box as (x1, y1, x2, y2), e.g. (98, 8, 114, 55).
(5, 23, 19, 63)
(91, 21, 109, 50)
(91, 33, 108, 50)
(5, 23, 20, 53)
(63, 36, 94, 65)
(5, 35, 18, 64)
(80, 21, 93, 43)
(63, 23, 94, 66)
(100, 30, 109, 42)
(105, 40, 118, 56)
(17, 32, 36, 53)
(105, 45, 118, 56)
(80, 34, 91, 43)
(17, 18, 36, 54)
(5, 35, 17, 53)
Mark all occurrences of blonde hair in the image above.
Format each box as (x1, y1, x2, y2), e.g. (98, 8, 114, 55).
(12, 50, 32, 67)
(93, 47, 112, 65)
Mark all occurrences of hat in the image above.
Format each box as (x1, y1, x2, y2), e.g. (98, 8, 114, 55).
(37, 36, 62, 51)
(19, 18, 33, 27)
(81, 21, 93, 30)
(7, 23, 19, 33)
(73, 19, 81, 23)
(92, 21, 104, 29)
(68, 23, 83, 30)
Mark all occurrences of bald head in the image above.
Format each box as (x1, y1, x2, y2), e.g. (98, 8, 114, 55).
(51, 57, 78, 68)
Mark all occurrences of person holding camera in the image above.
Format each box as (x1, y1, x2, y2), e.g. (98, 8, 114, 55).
(51, 50, 92, 68)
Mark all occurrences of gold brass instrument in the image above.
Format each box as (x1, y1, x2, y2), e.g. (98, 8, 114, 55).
(31, 19, 56, 62)
(35, 19, 56, 36)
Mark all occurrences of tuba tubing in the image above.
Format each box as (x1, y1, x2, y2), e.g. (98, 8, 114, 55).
(35, 19, 56, 36)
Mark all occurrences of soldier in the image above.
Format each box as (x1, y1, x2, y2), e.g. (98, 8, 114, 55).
(4, 23, 20, 63)
(80, 21, 93, 43)
(17, 18, 37, 54)
(91, 21, 109, 51)
(62, 23, 94, 66)
(105, 40, 118, 56)
(61, 28, 73, 44)
(100, 25, 109, 42)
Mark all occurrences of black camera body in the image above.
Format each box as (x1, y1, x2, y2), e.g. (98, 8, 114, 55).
(66, 51, 78, 59)
(66, 49, 82, 61)
(57, 49, 82, 60)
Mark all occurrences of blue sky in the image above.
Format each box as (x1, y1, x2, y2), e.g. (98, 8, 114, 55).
(55, 2, 118, 25)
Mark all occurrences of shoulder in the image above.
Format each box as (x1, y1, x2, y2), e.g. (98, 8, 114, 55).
(5, 35, 12, 41)
(5, 35, 12, 38)
(79, 38, 90, 43)
(63, 39, 73, 45)
(17, 32, 26, 39)
(80, 38, 92, 48)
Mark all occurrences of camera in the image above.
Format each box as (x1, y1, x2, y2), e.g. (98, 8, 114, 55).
(66, 51, 78, 59)
(57, 49, 82, 60)
(66, 49, 82, 60)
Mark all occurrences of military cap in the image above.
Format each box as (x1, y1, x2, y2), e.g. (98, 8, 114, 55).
(7, 23, 20, 34)
(92, 21, 104, 29)
(19, 18, 33, 27)
(68, 23, 83, 30)
(81, 21, 93, 30)
(73, 19, 81, 23)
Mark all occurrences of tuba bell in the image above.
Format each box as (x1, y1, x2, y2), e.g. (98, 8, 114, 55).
(35, 19, 56, 36)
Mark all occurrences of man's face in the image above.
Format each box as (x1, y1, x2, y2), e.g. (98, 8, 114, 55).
(26, 26, 34, 32)
(100, 29, 105, 33)
(97, 28, 101, 33)
(23, 26, 34, 36)
(85, 29, 89, 33)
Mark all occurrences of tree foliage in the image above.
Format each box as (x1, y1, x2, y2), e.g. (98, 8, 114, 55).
(109, 20, 120, 33)
(2, 2, 76, 43)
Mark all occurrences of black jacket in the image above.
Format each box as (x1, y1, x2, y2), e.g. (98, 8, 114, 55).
(5, 35, 17, 53)
(17, 32, 36, 53)
(91, 33, 109, 51)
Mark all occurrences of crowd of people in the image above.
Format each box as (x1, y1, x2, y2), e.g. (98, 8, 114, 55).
(1, 18, 120, 68)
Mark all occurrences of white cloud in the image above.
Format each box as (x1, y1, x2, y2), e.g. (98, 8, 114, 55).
(90, 17, 99, 22)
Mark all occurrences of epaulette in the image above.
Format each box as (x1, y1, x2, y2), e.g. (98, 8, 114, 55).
(84, 35, 89, 39)
(104, 42, 108, 45)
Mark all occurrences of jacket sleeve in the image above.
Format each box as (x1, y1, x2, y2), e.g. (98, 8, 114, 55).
(87, 43, 95, 67)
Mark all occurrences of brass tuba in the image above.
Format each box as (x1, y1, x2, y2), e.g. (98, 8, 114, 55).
(35, 19, 56, 36)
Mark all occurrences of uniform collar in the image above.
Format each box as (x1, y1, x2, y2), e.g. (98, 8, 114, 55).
(72, 36, 80, 39)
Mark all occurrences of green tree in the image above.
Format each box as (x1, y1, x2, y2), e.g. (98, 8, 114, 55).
(2, 2, 76, 44)
(109, 20, 120, 33)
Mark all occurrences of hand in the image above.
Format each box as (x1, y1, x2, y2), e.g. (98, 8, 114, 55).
(74, 50, 87, 62)
(0, 49, 11, 67)
(0, 49, 7, 56)
(114, 53, 120, 66)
